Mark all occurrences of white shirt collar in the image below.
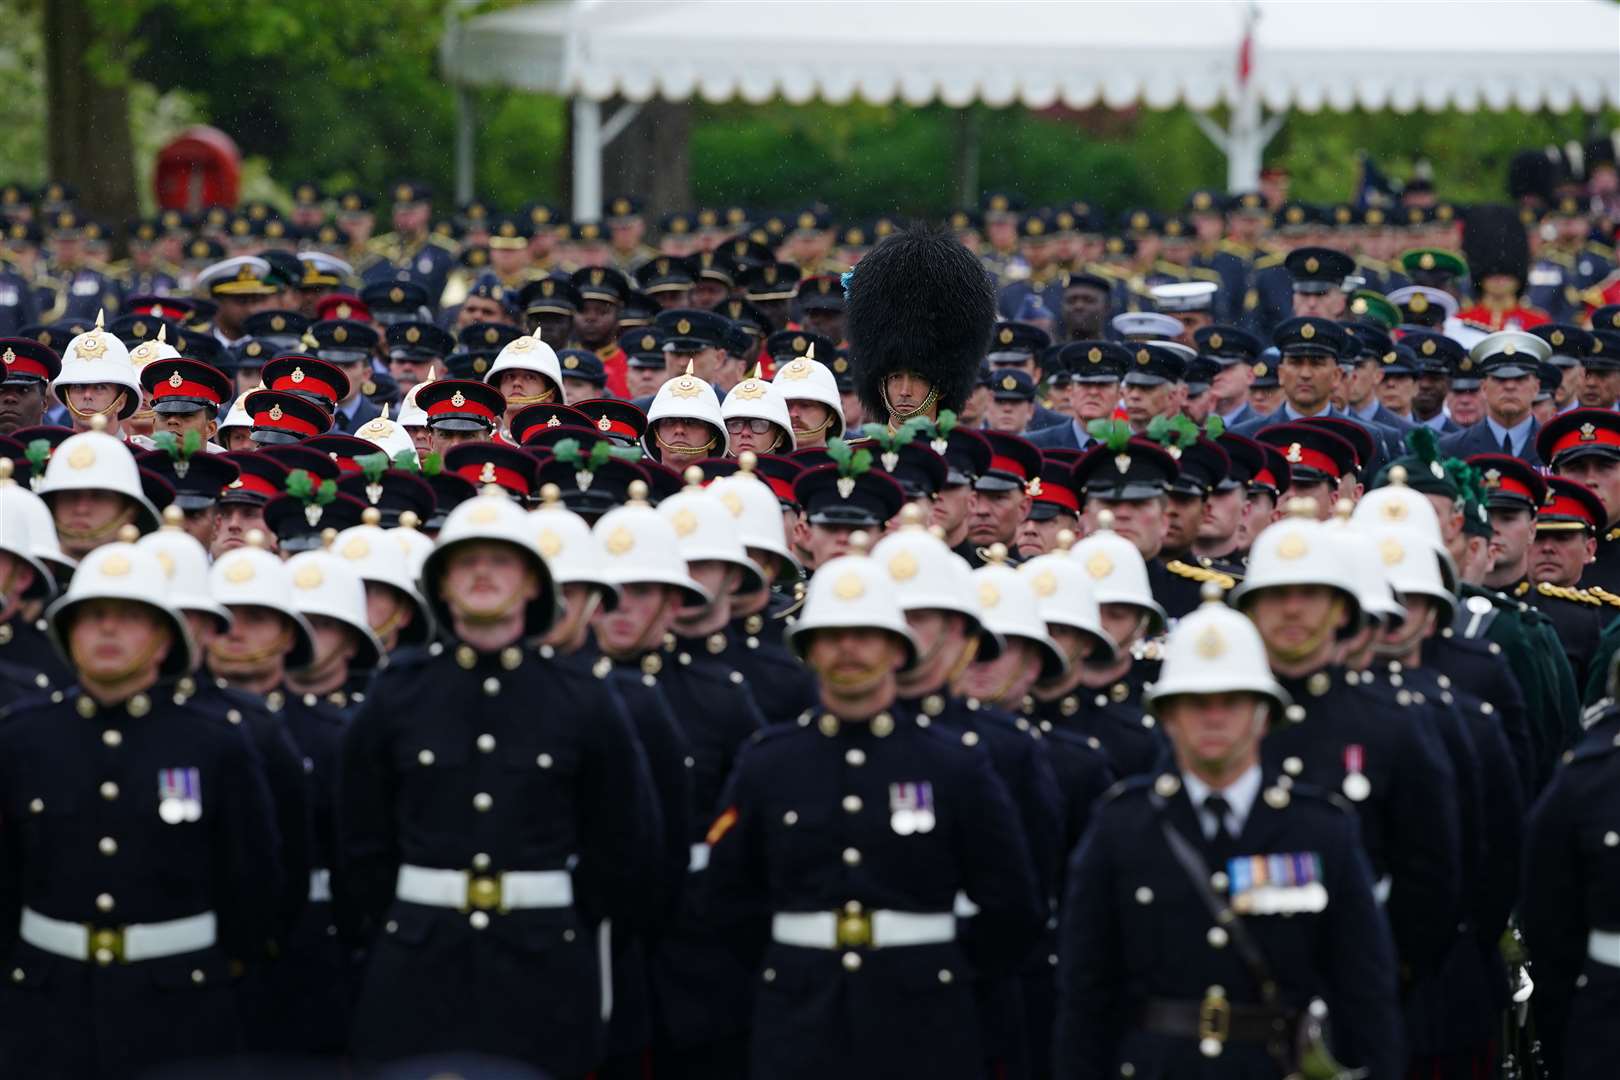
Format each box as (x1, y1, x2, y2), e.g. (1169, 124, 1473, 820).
(1181, 763, 1263, 842)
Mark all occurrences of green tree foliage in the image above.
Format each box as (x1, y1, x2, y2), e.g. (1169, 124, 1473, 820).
(5, 0, 1617, 219)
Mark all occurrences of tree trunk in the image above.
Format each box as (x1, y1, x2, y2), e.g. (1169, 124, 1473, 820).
(600, 99, 691, 222)
(43, 0, 139, 248)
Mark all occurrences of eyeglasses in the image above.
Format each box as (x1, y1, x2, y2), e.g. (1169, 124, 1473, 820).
(725, 418, 774, 435)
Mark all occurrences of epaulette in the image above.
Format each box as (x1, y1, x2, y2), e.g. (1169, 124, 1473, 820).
(1083, 262, 1126, 280)
(1151, 260, 1189, 281)
(1185, 265, 1223, 284)
(102, 259, 130, 275)
(1513, 581, 1531, 598)
(1605, 527, 1620, 543)
(1359, 256, 1388, 273)
(1165, 559, 1235, 590)
(1242, 287, 1260, 310)
(1252, 252, 1287, 270)
(1585, 241, 1615, 262)
(1218, 239, 1253, 259)
(1587, 585, 1620, 608)
(426, 233, 459, 253)
(1541, 249, 1576, 269)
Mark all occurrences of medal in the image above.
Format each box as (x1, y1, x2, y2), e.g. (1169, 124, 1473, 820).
(157, 767, 202, 824)
(889, 782, 934, 835)
(1341, 744, 1370, 802)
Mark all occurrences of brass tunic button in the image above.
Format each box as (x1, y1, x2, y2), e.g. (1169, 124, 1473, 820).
(473, 792, 493, 812)
(482, 677, 501, 697)
(456, 645, 477, 669)
(473, 853, 492, 871)
(99, 782, 118, 801)
(537, 753, 554, 769)
(417, 749, 435, 766)
(842, 847, 861, 866)
(102, 729, 121, 748)
(845, 748, 865, 767)
(469, 911, 490, 930)
(842, 795, 862, 814)
(98, 837, 117, 856)
(841, 952, 862, 971)
(477, 734, 496, 753)
(95, 893, 114, 913)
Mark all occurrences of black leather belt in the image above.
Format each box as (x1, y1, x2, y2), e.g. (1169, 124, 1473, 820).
(1140, 998, 1297, 1045)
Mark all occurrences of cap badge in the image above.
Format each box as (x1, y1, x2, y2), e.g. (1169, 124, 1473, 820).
(75, 329, 109, 360)
(100, 555, 131, 578)
(1304, 256, 1319, 273)
(267, 404, 284, 421)
(1419, 252, 1436, 270)
(336, 303, 353, 318)
(1580, 422, 1597, 441)
(290, 367, 306, 384)
(1276, 533, 1308, 560)
(670, 375, 702, 399)
(450, 390, 466, 407)
(1300, 323, 1315, 340)
(1001, 375, 1017, 390)
(782, 359, 811, 380)
(1088, 347, 1102, 363)
(833, 573, 866, 601)
(596, 416, 613, 432)
(605, 526, 635, 555)
(977, 583, 1000, 610)
(836, 476, 856, 498)
(1351, 298, 1368, 314)
(564, 356, 579, 370)
(1421, 340, 1437, 355)
(887, 551, 918, 582)
(1114, 453, 1132, 474)
(1136, 349, 1150, 365)
(671, 509, 697, 537)
(1410, 293, 1430, 313)
(1460, 358, 1474, 371)
(294, 564, 324, 590)
(1195, 626, 1225, 659)
(1252, 362, 1267, 375)
(881, 450, 899, 472)
(1503, 342, 1517, 356)
(510, 336, 535, 352)
(734, 379, 766, 400)
(225, 558, 254, 583)
(1482, 469, 1501, 488)
(167, 370, 184, 389)
(389, 287, 405, 304)
(333, 326, 348, 343)
(999, 328, 1014, 345)
(1284, 443, 1302, 463)
(1551, 330, 1565, 346)
(537, 529, 562, 558)
(1085, 552, 1113, 579)
(640, 334, 656, 351)
(677, 319, 692, 335)
(1208, 333, 1222, 350)
(1, 348, 12, 366)
(546, 415, 561, 427)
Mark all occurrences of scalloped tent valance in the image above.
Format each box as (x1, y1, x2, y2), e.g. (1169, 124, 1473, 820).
(444, 0, 1619, 113)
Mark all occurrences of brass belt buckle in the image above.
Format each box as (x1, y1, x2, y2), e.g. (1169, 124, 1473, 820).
(87, 926, 125, 966)
(835, 901, 872, 948)
(466, 874, 503, 912)
(1198, 985, 1230, 1058)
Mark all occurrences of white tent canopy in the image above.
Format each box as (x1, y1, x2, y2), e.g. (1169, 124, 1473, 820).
(440, 0, 1620, 218)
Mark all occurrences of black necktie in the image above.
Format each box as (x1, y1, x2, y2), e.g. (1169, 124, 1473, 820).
(1502, 431, 1514, 455)
(1203, 794, 1236, 844)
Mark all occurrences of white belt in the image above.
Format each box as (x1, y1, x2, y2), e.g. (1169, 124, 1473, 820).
(1589, 929, 1620, 968)
(309, 868, 332, 903)
(395, 864, 573, 911)
(772, 909, 955, 950)
(20, 907, 216, 964)
(688, 843, 710, 873)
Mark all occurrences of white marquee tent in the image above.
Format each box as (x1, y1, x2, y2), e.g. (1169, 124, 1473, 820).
(439, 0, 1620, 218)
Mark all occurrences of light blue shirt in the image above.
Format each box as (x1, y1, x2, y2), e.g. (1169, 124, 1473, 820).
(1485, 414, 1535, 456)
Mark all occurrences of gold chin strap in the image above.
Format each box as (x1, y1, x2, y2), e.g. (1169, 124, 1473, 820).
(503, 388, 557, 407)
(1268, 597, 1345, 664)
(820, 656, 893, 694)
(207, 624, 295, 666)
(71, 627, 170, 685)
(985, 641, 1031, 703)
(65, 390, 128, 420)
(294, 642, 350, 685)
(655, 432, 718, 457)
(54, 505, 138, 544)
(880, 381, 938, 429)
(792, 412, 835, 441)
(943, 634, 981, 686)
(446, 589, 527, 625)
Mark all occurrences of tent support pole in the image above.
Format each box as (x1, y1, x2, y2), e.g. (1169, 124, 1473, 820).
(572, 97, 603, 222)
(600, 102, 642, 147)
(455, 85, 476, 205)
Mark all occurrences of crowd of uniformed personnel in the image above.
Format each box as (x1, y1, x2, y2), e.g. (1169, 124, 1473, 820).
(3, 140, 1620, 1080)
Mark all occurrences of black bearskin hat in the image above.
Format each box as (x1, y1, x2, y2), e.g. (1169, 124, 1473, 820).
(845, 224, 996, 420)
(1463, 204, 1530, 288)
(1506, 149, 1557, 203)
